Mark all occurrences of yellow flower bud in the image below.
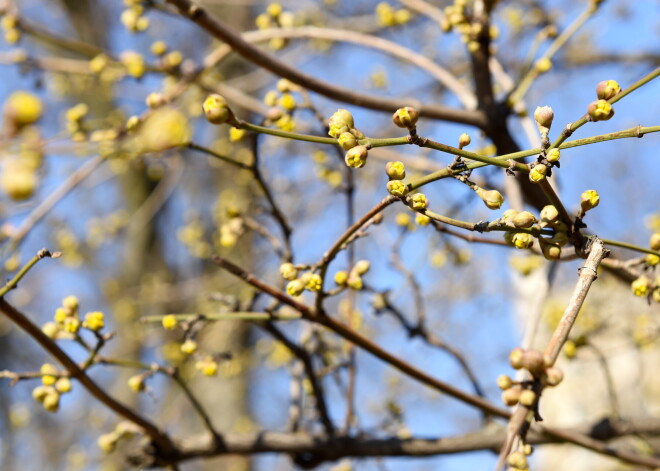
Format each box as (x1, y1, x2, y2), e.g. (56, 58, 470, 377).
(347, 276, 363, 291)
(120, 51, 146, 78)
(649, 233, 660, 251)
(279, 262, 298, 281)
(541, 242, 561, 260)
(512, 233, 535, 249)
(507, 451, 528, 469)
(203, 94, 231, 125)
(587, 99, 614, 121)
(539, 205, 559, 228)
(32, 385, 50, 403)
(519, 389, 536, 406)
(63, 317, 81, 334)
(55, 377, 72, 394)
(353, 260, 371, 275)
(534, 58, 552, 73)
(42, 391, 60, 412)
(458, 133, 471, 148)
(502, 385, 521, 406)
(392, 107, 419, 129)
(128, 374, 145, 392)
(83, 311, 105, 331)
(305, 273, 322, 292)
(512, 211, 537, 229)
(151, 40, 167, 56)
(410, 193, 428, 210)
(3, 91, 43, 127)
(145, 92, 164, 109)
(545, 366, 564, 387)
(328, 109, 354, 138)
(41, 322, 60, 338)
(344, 145, 368, 168)
(386, 180, 409, 197)
(161, 314, 178, 330)
(180, 339, 198, 354)
(1, 162, 37, 201)
(580, 189, 600, 212)
(645, 254, 660, 266)
(415, 213, 431, 226)
(97, 433, 118, 453)
(497, 374, 513, 390)
(509, 347, 524, 369)
(334, 270, 348, 286)
(595, 80, 621, 100)
(529, 163, 547, 183)
(195, 357, 218, 376)
(631, 276, 651, 297)
(475, 187, 504, 210)
(546, 148, 560, 163)
(338, 132, 358, 150)
(286, 279, 305, 297)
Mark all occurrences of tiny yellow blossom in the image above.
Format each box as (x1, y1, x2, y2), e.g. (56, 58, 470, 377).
(305, 273, 322, 292)
(631, 276, 651, 297)
(410, 193, 428, 210)
(387, 180, 409, 197)
(83, 311, 105, 331)
(128, 374, 145, 392)
(580, 189, 600, 212)
(41, 364, 58, 386)
(162, 314, 178, 330)
(196, 357, 219, 376)
(180, 339, 198, 354)
(334, 270, 348, 285)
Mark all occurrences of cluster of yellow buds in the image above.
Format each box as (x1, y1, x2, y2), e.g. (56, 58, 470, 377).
(439, 0, 498, 51)
(203, 94, 235, 125)
(262, 79, 302, 131)
(255, 3, 296, 50)
(97, 421, 140, 453)
(42, 295, 106, 338)
(120, 4, 149, 32)
(587, 79, 619, 121)
(498, 348, 563, 409)
(375, 2, 411, 27)
(1, 12, 20, 44)
(64, 103, 89, 140)
(195, 356, 219, 376)
(506, 448, 532, 470)
(327, 109, 368, 168)
(284, 268, 323, 296)
(334, 260, 370, 291)
(32, 364, 73, 413)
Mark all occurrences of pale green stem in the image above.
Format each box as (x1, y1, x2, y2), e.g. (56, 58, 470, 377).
(601, 239, 660, 257)
(0, 249, 57, 298)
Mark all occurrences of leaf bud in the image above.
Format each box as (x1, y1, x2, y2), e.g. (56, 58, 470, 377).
(595, 80, 621, 100)
(385, 161, 406, 180)
(512, 233, 534, 249)
(580, 189, 600, 212)
(587, 99, 614, 121)
(458, 133, 471, 148)
(345, 145, 369, 168)
(338, 131, 358, 150)
(475, 187, 504, 210)
(392, 106, 419, 129)
(512, 211, 537, 229)
(328, 109, 354, 138)
(529, 163, 547, 183)
(386, 180, 409, 197)
(533, 105, 554, 132)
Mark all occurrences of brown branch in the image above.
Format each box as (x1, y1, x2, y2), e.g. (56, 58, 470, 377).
(164, 0, 487, 128)
(211, 255, 511, 419)
(0, 299, 177, 460)
(134, 416, 660, 467)
(496, 237, 610, 469)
